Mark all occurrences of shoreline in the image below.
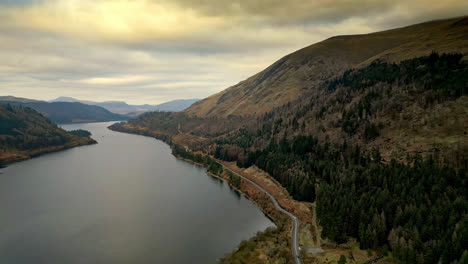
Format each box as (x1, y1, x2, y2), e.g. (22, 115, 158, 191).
(0, 139, 97, 166)
(57, 119, 128, 125)
(108, 125, 301, 262)
(175, 155, 279, 226)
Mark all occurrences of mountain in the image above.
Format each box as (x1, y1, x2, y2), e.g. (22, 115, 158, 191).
(50, 97, 199, 114)
(186, 16, 468, 118)
(109, 16, 468, 264)
(0, 104, 96, 164)
(49, 96, 86, 103)
(0, 99, 128, 124)
(113, 16, 468, 163)
(50, 97, 143, 114)
(95, 101, 142, 115)
(152, 99, 200, 112)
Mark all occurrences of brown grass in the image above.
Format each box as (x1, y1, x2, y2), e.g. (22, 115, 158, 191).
(185, 16, 468, 118)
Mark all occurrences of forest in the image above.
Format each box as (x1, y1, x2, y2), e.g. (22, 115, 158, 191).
(1, 104, 69, 150)
(219, 136, 467, 264)
(68, 129, 92, 138)
(0, 104, 95, 156)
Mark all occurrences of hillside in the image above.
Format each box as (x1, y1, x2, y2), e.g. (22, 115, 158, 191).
(112, 51, 468, 166)
(186, 16, 468, 118)
(0, 104, 96, 164)
(0, 100, 127, 124)
(51, 97, 199, 114)
(109, 16, 468, 264)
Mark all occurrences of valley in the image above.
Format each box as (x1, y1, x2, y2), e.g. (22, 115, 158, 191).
(1, 6, 467, 263)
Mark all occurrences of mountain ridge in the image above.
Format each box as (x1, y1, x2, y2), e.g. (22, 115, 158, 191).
(185, 16, 468, 118)
(0, 97, 127, 124)
(50, 97, 199, 114)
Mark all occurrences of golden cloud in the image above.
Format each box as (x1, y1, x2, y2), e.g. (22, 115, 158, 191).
(1, 0, 225, 43)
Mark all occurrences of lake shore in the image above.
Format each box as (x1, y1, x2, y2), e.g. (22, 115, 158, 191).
(108, 124, 310, 263)
(0, 137, 97, 165)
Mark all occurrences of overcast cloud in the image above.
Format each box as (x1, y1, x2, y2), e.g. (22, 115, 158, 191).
(0, 0, 466, 104)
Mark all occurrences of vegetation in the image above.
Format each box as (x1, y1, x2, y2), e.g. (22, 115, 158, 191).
(225, 52, 468, 167)
(172, 144, 223, 175)
(227, 171, 241, 189)
(221, 227, 293, 264)
(68, 129, 92, 138)
(1, 104, 73, 150)
(327, 52, 467, 102)
(338, 255, 347, 264)
(0, 104, 96, 163)
(217, 135, 467, 264)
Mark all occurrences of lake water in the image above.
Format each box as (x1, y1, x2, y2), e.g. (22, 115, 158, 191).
(0, 122, 273, 264)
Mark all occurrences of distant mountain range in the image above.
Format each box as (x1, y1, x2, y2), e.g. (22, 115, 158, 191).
(50, 96, 199, 114)
(0, 96, 199, 123)
(0, 96, 127, 124)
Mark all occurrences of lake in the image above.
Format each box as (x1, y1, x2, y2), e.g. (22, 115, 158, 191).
(0, 122, 273, 264)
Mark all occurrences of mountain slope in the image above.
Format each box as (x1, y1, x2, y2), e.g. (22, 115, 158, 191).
(186, 16, 468, 118)
(0, 104, 96, 164)
(0, 100, 127, 124)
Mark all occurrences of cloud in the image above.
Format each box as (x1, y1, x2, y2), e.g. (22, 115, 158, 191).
(0, 0, 225, 43)
(80, 75, 157, 85)
(0, 0, 466, 104)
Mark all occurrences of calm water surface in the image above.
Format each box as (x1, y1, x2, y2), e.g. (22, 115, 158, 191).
(0, 122, 273, 264)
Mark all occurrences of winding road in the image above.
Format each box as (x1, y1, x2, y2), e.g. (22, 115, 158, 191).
(218, 163, 302, 264)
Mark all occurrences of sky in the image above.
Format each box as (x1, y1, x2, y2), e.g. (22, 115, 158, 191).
(0, 0, 467, 104)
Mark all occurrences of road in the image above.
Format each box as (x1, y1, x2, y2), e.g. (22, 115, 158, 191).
(218, 163, 302, 264)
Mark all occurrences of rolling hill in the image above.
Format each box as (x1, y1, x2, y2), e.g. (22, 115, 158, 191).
(50, 97, 145, 114)
(0, 104, 96, 164)
(0, 97, 127, 123)
(186, 16, 468, 118)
